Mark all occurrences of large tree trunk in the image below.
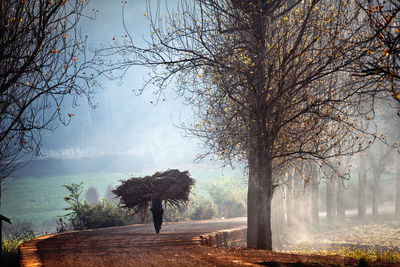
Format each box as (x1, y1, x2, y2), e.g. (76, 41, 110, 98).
(336, 181, 345, 220)
(247, 149, 273, 250)
(326, 177, 335, 223)
(0, 181, 2, 257)
(358, 154, 367, 219)
(246, 2, 273, 250)
(311, 168, 319, 226)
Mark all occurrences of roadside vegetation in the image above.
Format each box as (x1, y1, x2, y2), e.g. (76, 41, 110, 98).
(0, 169, 245, 230)
(1, 220, 38, 266)
(57, 177, 246, 231)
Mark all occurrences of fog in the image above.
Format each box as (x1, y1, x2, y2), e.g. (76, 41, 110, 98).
(13, 0, 212, 177)
(269, 102, 400, 251)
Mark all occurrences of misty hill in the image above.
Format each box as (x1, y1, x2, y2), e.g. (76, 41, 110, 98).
(12, 155, 146, 177)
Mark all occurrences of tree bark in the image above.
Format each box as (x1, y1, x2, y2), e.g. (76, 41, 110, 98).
(336, 181, 345, 220)
(311, 169, 319, 226)
(358, 154, 367, 219)
(247, 147, 273, 250)
(246, 3, 273, 250)
(0, 181, 2, 257)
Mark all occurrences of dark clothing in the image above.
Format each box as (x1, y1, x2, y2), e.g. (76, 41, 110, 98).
(150, 199, 163, 233)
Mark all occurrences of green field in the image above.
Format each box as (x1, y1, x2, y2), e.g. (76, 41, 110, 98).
(0, 168, 246, 233)
(2, 166, 395, 235)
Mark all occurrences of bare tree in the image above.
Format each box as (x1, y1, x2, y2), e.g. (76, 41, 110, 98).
(0, 0, 100, 180)
(104, 0, 378, 249)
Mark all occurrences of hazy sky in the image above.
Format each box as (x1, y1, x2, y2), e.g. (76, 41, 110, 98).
(29, 0, 211, 174)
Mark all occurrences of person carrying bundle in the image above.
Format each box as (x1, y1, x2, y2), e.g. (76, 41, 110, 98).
(112, 169, 195, 234)
(150, 198, 163, 233)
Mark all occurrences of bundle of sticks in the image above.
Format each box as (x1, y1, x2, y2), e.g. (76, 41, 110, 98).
(113, 169, 195, 219)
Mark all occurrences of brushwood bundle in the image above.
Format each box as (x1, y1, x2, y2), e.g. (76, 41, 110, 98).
(112, 169, 195, 219)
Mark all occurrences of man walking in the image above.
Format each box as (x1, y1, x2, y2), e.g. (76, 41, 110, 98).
(150, 198, 163, 233)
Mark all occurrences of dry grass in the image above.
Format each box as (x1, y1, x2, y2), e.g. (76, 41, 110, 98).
(282, 216, 400, 264)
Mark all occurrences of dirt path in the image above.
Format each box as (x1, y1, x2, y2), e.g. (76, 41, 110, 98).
(20, 217, 396, 267)
(20, 218, 248, 266)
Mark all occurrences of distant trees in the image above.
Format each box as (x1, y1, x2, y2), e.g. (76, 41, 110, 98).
(310, 165, 319, 226)
(366, 101, 399, 217)
(326, 173, 336, 222)
(336, 179, 345, 219)
(366, 146, 393, 217)
(85, 186, 99, 205)
(353, 0, 400, 217)
(357, 152, 367, 219)
(0, 0, 100, 180)
(206, 177, 246, 218)
(396, 154, 400, 217)
(105, 185, 118, 205)
(163, 196, 218, 222)
(105, 0, 380, 249)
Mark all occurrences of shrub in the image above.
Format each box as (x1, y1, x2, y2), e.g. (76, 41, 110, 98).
(58, 183, 136, 231)
(1, 219, 38, 266)
(206, 177, 247, 218)
(163, 195, 218, 222)
(59, 182, 224, 229)
(163, 203, 189, 222)
(188, 196, 218, 220)
(2, 219, 37, 241)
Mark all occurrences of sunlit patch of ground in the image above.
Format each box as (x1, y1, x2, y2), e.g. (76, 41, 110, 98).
(281, 215, 400, 264)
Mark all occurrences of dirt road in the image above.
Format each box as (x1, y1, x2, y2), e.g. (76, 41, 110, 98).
(20, 218, 250, 266)
(21, 217, 393, 267)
